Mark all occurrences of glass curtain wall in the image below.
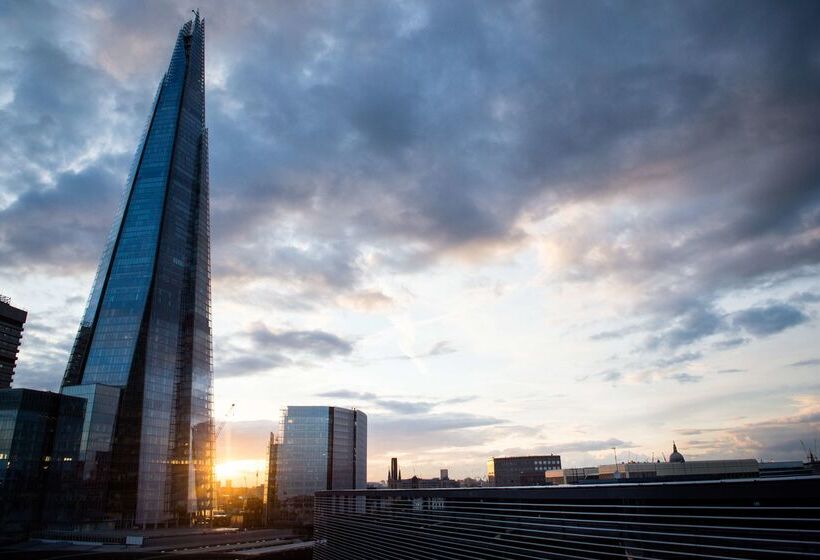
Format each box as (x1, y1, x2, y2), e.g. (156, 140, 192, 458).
(55, 14, 213, 529)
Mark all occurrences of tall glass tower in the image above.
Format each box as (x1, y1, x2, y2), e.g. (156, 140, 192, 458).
(58, 14, 213, 528)
(266, 406, 367, 524)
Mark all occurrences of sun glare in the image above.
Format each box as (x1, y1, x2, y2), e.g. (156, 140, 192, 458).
(215, 459, 267, 485)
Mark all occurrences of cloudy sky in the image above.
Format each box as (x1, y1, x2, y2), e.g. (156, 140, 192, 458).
(1, 0, 819, 483)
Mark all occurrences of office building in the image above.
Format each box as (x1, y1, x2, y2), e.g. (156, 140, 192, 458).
(314, 477, 820, 559)
(55, 13, 213, 528)
(0, 296, 27, 389)
(487, 454, 561, 486)
(267, 406, 366, 524)
(0, 389, 85, 534)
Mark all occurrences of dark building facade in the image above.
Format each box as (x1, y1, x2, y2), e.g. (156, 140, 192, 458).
(266, 406, 366, 524)
(0, 389, 84, 535)
(54, 13, 213, 529)
(0, 296, 27, 389)
(487, 454, 561, 486)
(386, 458, 459, 489)
(315, 477, 820, 559)
(387, 457, 400, 489)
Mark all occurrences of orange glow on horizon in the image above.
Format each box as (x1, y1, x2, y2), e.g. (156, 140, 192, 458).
(215, 459, 267, 486)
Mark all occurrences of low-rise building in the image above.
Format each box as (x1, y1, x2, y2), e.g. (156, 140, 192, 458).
(546, 444, 761, 485)
(487, 454, 561, 486)
(0, 388, 85, 534)
(386, 458, 459, 489)
(545, 466, 599, 485)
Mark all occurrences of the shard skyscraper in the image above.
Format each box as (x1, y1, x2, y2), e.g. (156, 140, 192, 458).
(57, 14, 213, 528)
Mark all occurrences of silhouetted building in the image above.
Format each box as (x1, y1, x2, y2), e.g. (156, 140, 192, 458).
(386, 458, 459, 489)
(45, 384, 123, 526)
(216, 481, 265, 529)
(0, 389, 84, 535)
(314, 477, 820, 559)
(265, 432, 279, 525)
(0, 296, 27, 389)
(669, 441, 685, 463)
(387, 457, 400, 489)
(266, 406, 366, 525)
(53, 13, 213, 529)
(487, 454, 561, 486)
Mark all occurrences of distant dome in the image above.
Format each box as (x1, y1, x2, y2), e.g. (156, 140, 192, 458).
(669, 442, 685, 463)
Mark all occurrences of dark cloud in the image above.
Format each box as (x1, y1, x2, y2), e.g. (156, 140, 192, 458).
(712, 337, 749, 351)
(653, 351, 702, 369)
(194, 0, 820, 324)
(644, 306, 726, 351)
(580, 370, 622, 383)
(677, 398, 820, 460)
(789, 359, 820, 368)
(10, 310, 82, 391)
(364, 411, 512, 461)
(589, 325, 645, 341)
(557, 438, 635, 453)
(217, 354, 292, 378)
(216, 323, 353, 378)
(315, 389, 476, 415)
(668, 372, 703, 384)
(731, 303, 809, 337)
(249, 324, 353, 357)
(377, 340, 458, 362)
(372, 413, 505, 437)
(0, 1, 818, 408)
(0, 166, 119, 271)
(790, 292, 820, 304)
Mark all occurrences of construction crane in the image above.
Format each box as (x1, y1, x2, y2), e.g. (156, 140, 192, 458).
(214, 403, 236, 441)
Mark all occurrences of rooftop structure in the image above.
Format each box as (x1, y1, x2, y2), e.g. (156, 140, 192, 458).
(314, 477, 820, 559)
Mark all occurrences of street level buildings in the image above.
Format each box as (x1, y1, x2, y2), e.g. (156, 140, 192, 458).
(386, 458, 459, 489)
(545, 459, 761, 484)
(0, 389, 84, 534)
(487, 454, 561, 486)
(540, 445, 811, 485)
(266, 406, 366, 525)
(0, 296, 27, 389)
(52, 13, 213, 529)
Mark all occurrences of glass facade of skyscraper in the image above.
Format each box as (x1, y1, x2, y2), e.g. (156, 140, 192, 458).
(53, 14, 213, 529)
(267, 406, 367, 524)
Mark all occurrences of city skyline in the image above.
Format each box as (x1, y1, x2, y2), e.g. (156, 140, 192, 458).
(1, 1, 819, 484)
